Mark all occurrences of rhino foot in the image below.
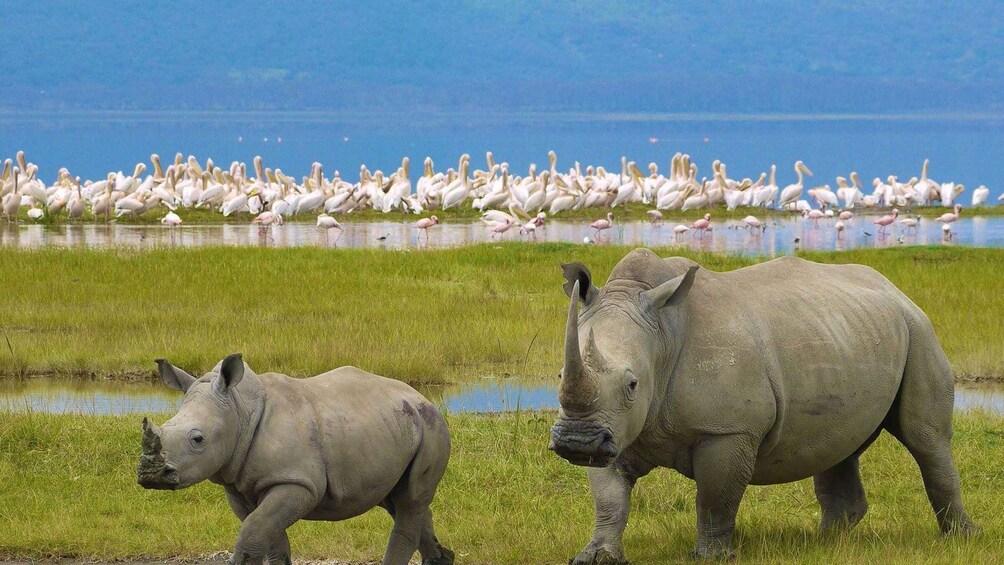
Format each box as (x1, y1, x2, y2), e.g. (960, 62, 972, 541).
(944, 519, 981, 537)
(689, 547, 736, 561)
(422, 544, 455, 565)
(569, 546, 629, 565)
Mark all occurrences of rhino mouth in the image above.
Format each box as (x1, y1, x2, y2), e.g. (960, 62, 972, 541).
(137, 461, 181, 490)
(548, 418, 618, 467)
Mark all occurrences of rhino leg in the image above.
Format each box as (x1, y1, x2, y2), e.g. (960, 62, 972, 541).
(814, 455, 869, 532)
(382, 504, 429, 565)
(383, 422, 452, 565)
(691, 435, 757, 560)
(229, 484, 317, 565)
(885, 329, 978, 535)
(267, 532, 291, 565)
(570, 464, 638, 565)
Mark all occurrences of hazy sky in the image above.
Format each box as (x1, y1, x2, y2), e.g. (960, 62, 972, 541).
(2, 2, 1001, 112)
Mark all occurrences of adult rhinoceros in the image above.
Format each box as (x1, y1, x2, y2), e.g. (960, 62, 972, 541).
(138, 353, 454, 565)
(549, 249, 977, 562)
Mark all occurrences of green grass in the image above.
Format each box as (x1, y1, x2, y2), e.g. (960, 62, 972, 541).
(10, 202, 1004, 226)
(0, 410, 1002, 563)
(0, 245, 1001, 383)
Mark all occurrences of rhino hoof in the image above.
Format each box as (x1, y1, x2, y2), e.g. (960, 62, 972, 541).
(422, 545, 455, 565)
(569, 547, 629, 565)
(945, 519, 982, 537)
(689, 548, 737, 561)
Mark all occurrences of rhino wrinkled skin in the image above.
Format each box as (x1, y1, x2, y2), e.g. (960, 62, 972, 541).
(550, 249, 978, 562)
(138, 353, 453, 565)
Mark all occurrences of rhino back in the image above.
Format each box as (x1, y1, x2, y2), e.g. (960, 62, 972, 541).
(244, 368, 447, 520)
(666, 256, 920, 484)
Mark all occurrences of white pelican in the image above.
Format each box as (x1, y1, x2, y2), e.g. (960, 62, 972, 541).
(682, 180, 710, 211)
(971, 186, 989, 206)
(778, 161, 812, 209)
(161, 211, 182, 226)
(914, 159, 937, 205)
(752, 165, 777, 208)
(441, 156, 471, 210)
(809, 184, 838, 210)
(1, 168, 20, 219)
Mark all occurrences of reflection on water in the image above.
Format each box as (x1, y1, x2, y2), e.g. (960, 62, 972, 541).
(1, 215, 1003, 254)
(1, 378, 1001, 415)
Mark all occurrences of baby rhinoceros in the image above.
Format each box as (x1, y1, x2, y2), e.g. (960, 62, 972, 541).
(137, 353, 454, 565)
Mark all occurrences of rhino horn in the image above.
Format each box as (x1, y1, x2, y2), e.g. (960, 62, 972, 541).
(559, 281, 599, 411)
(583, 328, 608, 371)
(141, 417, 163, 455)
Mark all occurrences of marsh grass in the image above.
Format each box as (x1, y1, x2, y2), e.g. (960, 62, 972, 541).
(1, 244, 1001, 383)
(0, 411, 1002, 563)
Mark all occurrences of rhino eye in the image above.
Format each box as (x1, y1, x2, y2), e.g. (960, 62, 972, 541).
(188, 430, 205, 450)
(628, 378, 638, 391)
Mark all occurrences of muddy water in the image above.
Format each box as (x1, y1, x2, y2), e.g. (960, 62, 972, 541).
(1, 214, 1002, 254)
(0, 378, 1000, 415)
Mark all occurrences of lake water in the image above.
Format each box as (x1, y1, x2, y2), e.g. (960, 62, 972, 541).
(1, 378, 1001, 416)
(3, 113, 1004, 191)
(1, 215, 1002, 254)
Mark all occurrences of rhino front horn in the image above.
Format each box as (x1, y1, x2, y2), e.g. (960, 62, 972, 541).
(559, 281, 599, 412)
(141, 417, 163, 454)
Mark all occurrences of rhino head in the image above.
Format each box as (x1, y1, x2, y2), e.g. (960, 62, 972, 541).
(138, 353, 260, 490)
(549, 259, 698, 467)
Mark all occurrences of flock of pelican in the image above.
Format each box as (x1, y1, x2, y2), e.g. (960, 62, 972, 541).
(0, 150, 999, 241)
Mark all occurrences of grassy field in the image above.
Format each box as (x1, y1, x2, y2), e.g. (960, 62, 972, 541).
(11, 201, 1004, 225)
(0, 410, 1002, 563)
(0, 244, 1001, 383)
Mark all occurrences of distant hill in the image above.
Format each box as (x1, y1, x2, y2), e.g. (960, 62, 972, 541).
(2, 1, 1002, 114)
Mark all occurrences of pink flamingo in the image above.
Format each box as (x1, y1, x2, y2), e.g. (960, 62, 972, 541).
(936, 204, 963, 224)
(252, 210, 283, 237)
(742, 215, 764, 231)
(520, 213, 547, 239)
(801, 209, 825, 228)
(488, 217, 515, 239)
(414, 215, 439, 242)
(835, 220, 846, 239)
(316, 213, 343, 244)
(872, 208, 899, 234)
(591, 212, 614, 239)
(647, 210, 663, 225)
(838, 210, 853, 221)
(691, 213, 711, 237)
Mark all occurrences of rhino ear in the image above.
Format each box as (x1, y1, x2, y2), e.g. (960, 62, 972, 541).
(214, 353, 245, 394)
(155, 359, 197, 392)
(561, 262, 599, 305)
(641, 266, 699, 311)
